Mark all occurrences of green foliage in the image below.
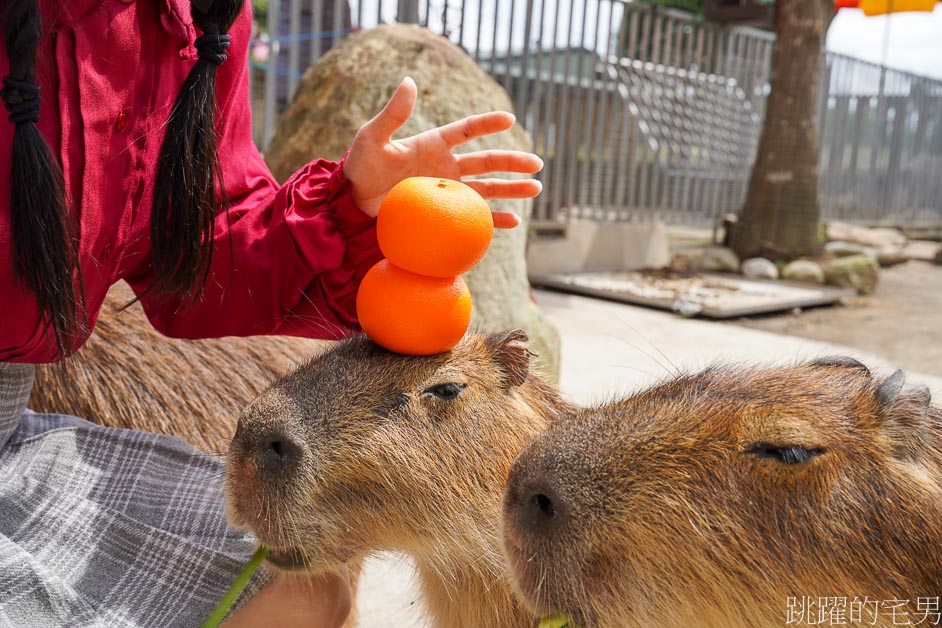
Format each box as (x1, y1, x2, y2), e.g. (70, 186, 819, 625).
(252, 0, 269, 30)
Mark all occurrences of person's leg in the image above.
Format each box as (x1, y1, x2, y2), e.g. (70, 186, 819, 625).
(0, 410, 350, 627)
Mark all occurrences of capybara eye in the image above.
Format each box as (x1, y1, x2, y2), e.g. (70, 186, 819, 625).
(423, 383, 467, 401)
(746, 443, 823, 465)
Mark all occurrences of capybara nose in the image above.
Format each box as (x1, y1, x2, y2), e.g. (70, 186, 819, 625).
(505, 463, 570, 538)
(520, 483, 569, 533)
(261, 429, 304, 466)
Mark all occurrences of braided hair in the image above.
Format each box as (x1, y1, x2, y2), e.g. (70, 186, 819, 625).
(3, 0, 84, 358)
(2, 0, 245, 359)
(148, 0, 245, 301)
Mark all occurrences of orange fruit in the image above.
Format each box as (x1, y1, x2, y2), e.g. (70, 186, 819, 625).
(356, 260, 472, 355)
(377, 177, 494, 278)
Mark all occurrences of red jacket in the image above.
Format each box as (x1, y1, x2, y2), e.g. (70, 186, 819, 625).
(0, 0, 382, 363)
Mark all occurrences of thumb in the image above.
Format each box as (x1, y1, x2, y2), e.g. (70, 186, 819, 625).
(363, 76, 417, 142)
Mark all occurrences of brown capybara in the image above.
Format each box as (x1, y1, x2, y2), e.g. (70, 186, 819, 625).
(226, 329, 574, 627)
(30, 282, 326, 454)
(502, 358, 942, 628)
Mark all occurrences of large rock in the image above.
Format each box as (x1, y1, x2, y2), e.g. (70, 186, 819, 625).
(264, 24, 560, 381)
(823, 254, 879, 295)
(782, 260, 824, 284)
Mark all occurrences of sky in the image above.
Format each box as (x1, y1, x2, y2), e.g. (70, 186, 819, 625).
(826, 5, 942, 80)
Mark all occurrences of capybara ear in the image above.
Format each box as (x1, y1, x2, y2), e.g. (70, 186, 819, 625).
(489, 330, 533, 389)
(812, 356, 871, 375)
(875, 370, 932, 462)
(877, 369, 906, 406)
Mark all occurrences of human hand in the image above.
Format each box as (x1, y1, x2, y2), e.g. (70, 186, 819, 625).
(342, 77, 544, 228)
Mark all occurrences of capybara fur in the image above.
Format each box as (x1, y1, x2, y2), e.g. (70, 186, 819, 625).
(30, 282, 325, 454)
(502, 358, 942, 628)
(226, 330, 575, 627)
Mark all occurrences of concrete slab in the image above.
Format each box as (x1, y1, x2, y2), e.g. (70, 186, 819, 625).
(354, 289, 942, 625)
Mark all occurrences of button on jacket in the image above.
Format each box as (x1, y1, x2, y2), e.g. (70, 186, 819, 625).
(0, 0, 382, 362)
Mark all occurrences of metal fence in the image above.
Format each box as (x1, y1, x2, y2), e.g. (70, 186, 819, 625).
(249, 0, 942, 228)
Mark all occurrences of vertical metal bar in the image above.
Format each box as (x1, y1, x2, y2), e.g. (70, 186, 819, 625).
(662, 16, 673, 68)
(262, 0, 281, 148)
(490, 0, 501, 75)
(651, 11, 662, 65)
(538, 0, 561, 223)
(312, 0, 323, 63)
(578, 0, 603, 212)
(356, 0, 363, 29)
(287, 0, 301, 100)
(333, 0, 345, 52)
(504, 0, 517, 91)
(883, 95, 907, 222)
(597, 1, 618, 213)
(528, 0, 547, 146)
(568, 0, 591, 215)
(550, 0, 578, 223)
(459, 0, 467, 47)
(638, 6, 651, 64)
(514, 0, 535, 118)
(473, 0, 484, 63)
(627, 4, 640, 61)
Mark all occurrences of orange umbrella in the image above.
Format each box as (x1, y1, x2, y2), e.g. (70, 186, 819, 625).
(835, 0, 937, 15)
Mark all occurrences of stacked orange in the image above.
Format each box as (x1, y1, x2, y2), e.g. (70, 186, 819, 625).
(356, 177, 494, 355)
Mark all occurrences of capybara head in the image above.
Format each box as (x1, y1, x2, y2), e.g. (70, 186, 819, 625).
(502, 358, 942, 628)
(227, 330, 566, 579)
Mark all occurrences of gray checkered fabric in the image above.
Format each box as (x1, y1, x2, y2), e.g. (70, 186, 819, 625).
(0, 364, 274, 627)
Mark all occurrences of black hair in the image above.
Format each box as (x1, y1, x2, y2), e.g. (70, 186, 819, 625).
(3, 0, 85, 359)
(147, 0, 245, 302)
(3, 0, 244, 359)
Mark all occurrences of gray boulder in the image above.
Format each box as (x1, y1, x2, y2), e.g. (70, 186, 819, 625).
(263, 24, 560, 381)
(782, 260, 824, 284)
(823, 254, 879, 295)
(741, 257, 779, 280)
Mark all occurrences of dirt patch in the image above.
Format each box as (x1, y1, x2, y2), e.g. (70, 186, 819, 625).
(729, 260, 942, 378)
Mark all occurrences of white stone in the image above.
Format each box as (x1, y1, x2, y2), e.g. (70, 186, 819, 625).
(782, 260, 825, 284)
(741, 257, 779, 280)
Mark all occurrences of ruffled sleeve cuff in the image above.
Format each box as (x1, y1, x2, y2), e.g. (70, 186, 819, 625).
(281, 152, 382, 328)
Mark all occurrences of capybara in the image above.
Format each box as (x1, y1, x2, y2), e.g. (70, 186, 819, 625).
(30, 282, 325, 454)
(226, 330, 575, 627)
(502, 358, 942, 628)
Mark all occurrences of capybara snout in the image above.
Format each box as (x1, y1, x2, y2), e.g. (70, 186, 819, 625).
(230, 404, 308, 477)
(503, 359, 942, 628)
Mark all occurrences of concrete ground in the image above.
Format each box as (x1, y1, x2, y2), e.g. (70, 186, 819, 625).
(354, 288, 942, 626)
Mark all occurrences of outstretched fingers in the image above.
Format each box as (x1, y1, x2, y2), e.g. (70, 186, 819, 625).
(464, 177, 543, 201)
(456, 150, 544, 177)
(361, 77, 418, 142)
(437, 111, 516, 148)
